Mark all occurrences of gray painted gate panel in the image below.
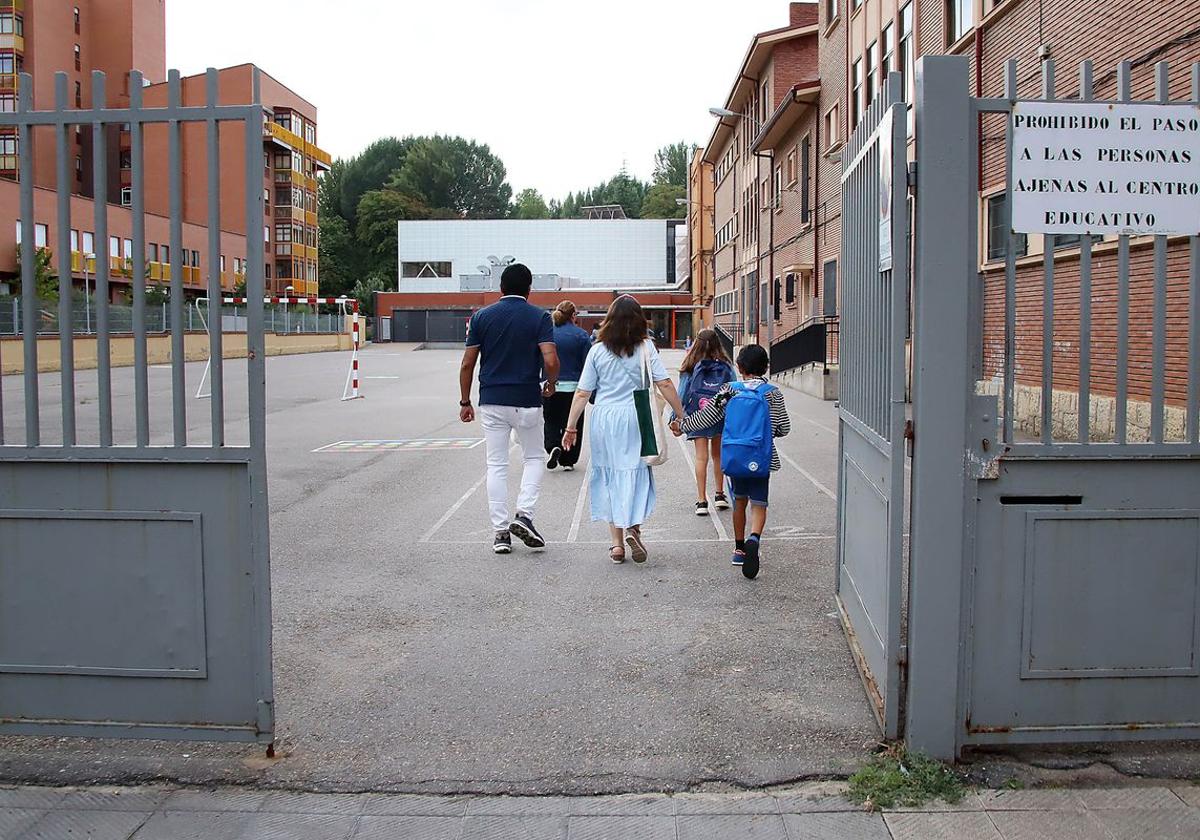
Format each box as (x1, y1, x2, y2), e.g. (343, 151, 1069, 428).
(836, 74, 909, 740)
(0, 69, 273, 743)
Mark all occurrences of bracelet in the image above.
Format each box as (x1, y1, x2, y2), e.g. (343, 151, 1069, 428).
(459, 400, 472, 407)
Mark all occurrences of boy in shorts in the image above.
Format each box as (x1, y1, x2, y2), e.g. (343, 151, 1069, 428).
(671, 344, 790, 579)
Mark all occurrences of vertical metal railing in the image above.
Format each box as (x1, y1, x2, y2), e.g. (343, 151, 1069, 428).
(205, 68, 225, 446)
(167, 70, 186, 446)
(54, 73, 76, 446)
(986, 58, 1200, 454)
(17, 74, 37, 445)
(92, 71, 113, 447)
(130, 71, 150, 447)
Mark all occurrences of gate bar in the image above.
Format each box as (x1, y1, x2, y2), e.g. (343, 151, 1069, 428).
(205, 68, 225, 447)
(1077, 62, 1093, 444)
(1039, 60, 1055, 443)
(92, 71, 113, 447)
(1115, 61, 1131, 444)
(1151, 62, 1170, 444)
(130, 71, 150, 447)
(168, 70, 186, 446)
(1002, 60, 1017, 442)
(18, 74, 37, 445)
(54, 73, 76, 447)
(1191, 63, 1200, 445)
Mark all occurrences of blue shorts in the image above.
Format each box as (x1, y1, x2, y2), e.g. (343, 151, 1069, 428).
(727, 474, 770, 507)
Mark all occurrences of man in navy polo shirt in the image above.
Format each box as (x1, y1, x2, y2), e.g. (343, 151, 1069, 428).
(459, 264, 560, 555)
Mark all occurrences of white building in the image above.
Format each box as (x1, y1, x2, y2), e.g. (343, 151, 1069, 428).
(397, 219, 687, 292)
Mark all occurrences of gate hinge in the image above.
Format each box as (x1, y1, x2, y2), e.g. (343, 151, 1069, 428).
(907, 161, 918, 189)
(898, 644, 909, 667)
(903, 420, 915, 457)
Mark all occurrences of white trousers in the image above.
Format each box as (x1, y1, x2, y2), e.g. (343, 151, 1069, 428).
(479, 405, 545, 531)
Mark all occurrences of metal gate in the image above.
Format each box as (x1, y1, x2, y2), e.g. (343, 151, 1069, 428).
(845, 56, 1200, 759)
(0, 69, 273, 743)
(835, 74, 909, 740)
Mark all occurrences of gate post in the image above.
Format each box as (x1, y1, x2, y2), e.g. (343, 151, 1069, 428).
(906, 56, 974, 759)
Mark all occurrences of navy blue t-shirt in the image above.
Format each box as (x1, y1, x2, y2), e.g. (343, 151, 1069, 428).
(466, 296, 554, 408)
(553, 322, 592, 383)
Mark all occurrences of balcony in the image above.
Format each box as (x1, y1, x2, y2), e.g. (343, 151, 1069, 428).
(306, 142, 331, 171)
(0, 1, 25, 12)
(304, 210, 318, 227)
(263, 120, 303, 152)
(0, 34, 24, 52)
(274, 204, 305, 222)
(273, 168, 306, 188)
(0, 73, 17, 93)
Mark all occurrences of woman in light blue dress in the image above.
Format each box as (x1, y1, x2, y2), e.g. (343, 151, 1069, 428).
(563, 296, 686, 564)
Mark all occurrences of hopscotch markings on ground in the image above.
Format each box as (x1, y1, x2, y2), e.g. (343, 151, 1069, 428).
(312, 438, 484, 453)
(674, 433, 728, 542)
(778, 447, 836, 501)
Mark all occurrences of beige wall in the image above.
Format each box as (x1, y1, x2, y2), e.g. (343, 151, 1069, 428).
(1, 330, 354, 375)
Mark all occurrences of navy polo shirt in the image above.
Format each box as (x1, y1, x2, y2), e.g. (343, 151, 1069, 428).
(466, 296, 554, 408)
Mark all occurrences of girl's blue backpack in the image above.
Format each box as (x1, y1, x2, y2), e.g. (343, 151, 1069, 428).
(720, 382, 776, 477)
(683, 359, 735, 415)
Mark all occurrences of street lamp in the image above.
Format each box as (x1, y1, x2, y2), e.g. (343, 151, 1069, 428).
(83, 253, 95, 334)
(708, 107, 740, 119)
(284, 284, 294, 333)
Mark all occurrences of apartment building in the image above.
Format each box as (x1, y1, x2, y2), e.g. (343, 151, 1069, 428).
(0, 1, 328, 299)
(686, 147, 714, 332)
(702, 2, 822, 348)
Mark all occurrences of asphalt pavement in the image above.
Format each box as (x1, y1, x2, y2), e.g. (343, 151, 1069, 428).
(0, 345, 878, 794)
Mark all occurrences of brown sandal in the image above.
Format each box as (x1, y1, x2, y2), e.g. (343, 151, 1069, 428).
(625, 527, 648, 564)
(609, 545, 626, 564)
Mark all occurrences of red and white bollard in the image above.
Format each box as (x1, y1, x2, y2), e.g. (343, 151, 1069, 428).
(341, 299, 364, 401)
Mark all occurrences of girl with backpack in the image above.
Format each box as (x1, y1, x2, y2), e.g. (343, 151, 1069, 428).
(674, 329, 736, 517)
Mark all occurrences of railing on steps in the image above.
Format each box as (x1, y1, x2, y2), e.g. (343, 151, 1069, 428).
(769, 315, 839, 375)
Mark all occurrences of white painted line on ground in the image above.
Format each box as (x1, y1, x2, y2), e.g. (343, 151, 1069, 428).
(673, 433, 728, 541)
(365, 375, 401, 379)
(419, 442, 515, 542)
(801, 416, 839, 436)
(567, 466, 589, 542)
(779, 448, 836, 501)
(437, 536, 834, 546)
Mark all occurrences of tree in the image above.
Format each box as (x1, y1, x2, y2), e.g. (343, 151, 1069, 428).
(639, 183, 687, 219)
(355, 188, 436, 281)
(512, 188, 550, 219)
(13, 244, 60, 303)
(317, 211, 356, 299)
(336, 137, 414, 224)
(653, 141, 692, 188)
(389, 135, 512, 219)
(351, 273, 391, 318)
(602, 169, 647, 218)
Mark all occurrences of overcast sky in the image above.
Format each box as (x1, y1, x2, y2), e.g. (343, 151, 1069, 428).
(166, 0, 794, 200)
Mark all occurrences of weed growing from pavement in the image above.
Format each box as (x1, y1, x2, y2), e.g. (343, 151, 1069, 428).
(848, 744, 967, 811)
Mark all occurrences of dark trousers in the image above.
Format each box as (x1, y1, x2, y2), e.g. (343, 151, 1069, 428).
(543, 391, 584, 466)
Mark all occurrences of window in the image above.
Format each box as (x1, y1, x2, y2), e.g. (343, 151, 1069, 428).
(760, 79, 770, 125)
(275, 224, 291, 242)
(125, 240, 134, 260)
(827, 0, 838, 19)
(948, 0, 974, 44)
(899, 3, 915, 102)
(773, 165, 782, 211)
(120, 187, 131, 205)
(800, 136, 811, 224)
(0, 54, 15, 74)
(824, 104, 841, 149)
(75, 156, 83, 180)
(0, 94, 15, 112)
(264, 225, 270, 243)
(74, 7, 81, 34)
(865, 41, 878, 108)
(0, 15, 23, 35)
(851, 59, 863, 127)
(161, 244, 169, 264)
(401, 261, 452, 278)
(1053, 233, 1083, 250)
(0, 135, 16, 154)
(70, 230, 79, 252)
(74, 45, 81, 72)
(882, 22, 894, 76)
(82, 231, 94, 254)
(190, 249, 199, 267)
(773, 277, 782, 321)
(109, 235, 119, 258)
(986, 193, 1028, 261)
(716, 218, 736, 250)
(786, 149, 797, 185)
(119, 149, 131, 169)
(147, 243, 159, 262)
(220, 255, 226, 272)
(74, 81, 82, 108)
(265, 263, 272, 279)
(823, 260, 838, 316)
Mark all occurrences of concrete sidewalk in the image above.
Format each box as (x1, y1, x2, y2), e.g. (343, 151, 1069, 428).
(3, 782, 1200, 839)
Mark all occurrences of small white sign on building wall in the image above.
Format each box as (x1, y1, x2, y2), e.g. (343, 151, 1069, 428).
(1011, 101, 1200, 236)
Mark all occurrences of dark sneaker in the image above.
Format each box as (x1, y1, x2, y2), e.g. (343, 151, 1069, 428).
(493, 531, 512, 554)
(546, 447, 562, 470)
(714, 492, 730, 510)
(731, 549, 745, 566)
(742, 537, 761, 579)
(509, 514, 546, 549)
(695, 501, 709, 517)
(562, 464, 575, 472)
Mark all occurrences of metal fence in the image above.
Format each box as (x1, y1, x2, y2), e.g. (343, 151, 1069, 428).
(0, 296, 346, 336)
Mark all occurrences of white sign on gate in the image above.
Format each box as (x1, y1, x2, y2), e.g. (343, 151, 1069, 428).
(879, 107, 895, 272)
(1011, 101, 1200, 236)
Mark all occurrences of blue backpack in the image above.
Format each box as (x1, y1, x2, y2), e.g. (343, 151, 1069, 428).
(721, 381, 776, 478)
(683, 359, 735, 416)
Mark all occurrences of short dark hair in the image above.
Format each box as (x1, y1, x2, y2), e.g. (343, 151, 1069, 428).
(736, 343, 769, 376)
(500, 263, 533, 296)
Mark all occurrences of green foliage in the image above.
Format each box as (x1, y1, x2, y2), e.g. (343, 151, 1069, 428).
(336, 137, 414, 224)
(653, 141, 692, 188)
(388, 135, 512, 219)
(512, 188, 550, 219)
(848, 745, 967, 811)
(13, 244, 60, 303)
(556, 169, 649, 219)
(355, 189, 439, 282)
(144, 283, 170, 306)
(640, 183, 687, 219)
(316, 210, 357, 299)
(351, 273, 390, 318)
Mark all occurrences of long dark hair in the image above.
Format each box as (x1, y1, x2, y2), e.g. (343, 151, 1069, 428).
(598, 295, 648, 357)
(679, 328, 731, 374)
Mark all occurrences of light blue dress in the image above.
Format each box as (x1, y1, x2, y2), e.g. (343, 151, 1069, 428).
(578, 341, 669, 529)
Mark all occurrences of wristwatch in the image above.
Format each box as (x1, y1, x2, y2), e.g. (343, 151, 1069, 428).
(459, 399, 472, 407)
